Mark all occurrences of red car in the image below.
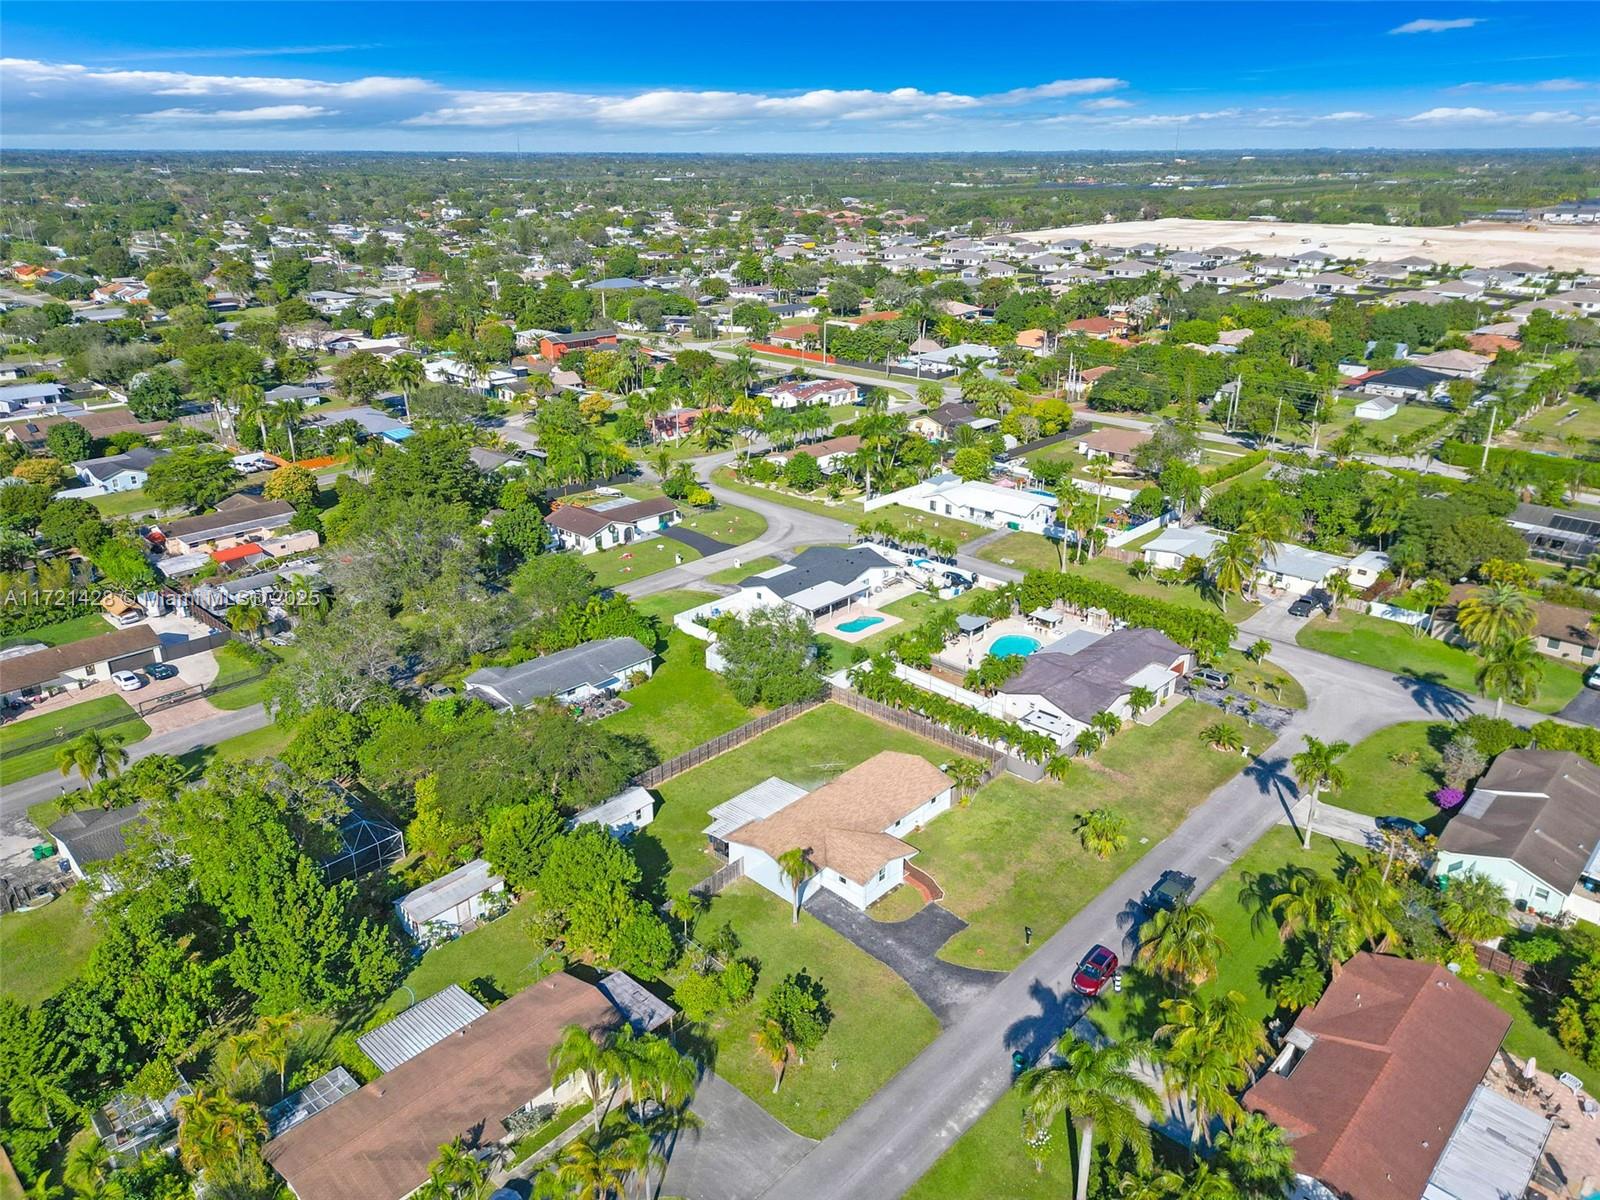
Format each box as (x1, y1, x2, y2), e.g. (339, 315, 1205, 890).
(1072, 944, 1120, 997)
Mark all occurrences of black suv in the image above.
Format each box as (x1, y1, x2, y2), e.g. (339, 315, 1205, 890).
(1143, 870, 1197, 914)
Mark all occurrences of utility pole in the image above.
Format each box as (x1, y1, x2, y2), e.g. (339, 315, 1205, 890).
(1270, 394, 1284, 448)
(1480, 404, 1497, 472)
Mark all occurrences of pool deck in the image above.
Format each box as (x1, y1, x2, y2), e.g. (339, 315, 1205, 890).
(817, 605, 902, 644)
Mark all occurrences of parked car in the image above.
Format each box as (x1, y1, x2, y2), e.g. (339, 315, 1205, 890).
(145, 662, 179, 681)
(1375, 815, 1431, 840)
(1587, 665, 1600, 691)
(1071, 944, 1120, 997)
(1191, 667, 1231, 690)
(1287, 595, 1317, 617)
(111, 670, 144, 691)
(1142, 870, 1197, 914)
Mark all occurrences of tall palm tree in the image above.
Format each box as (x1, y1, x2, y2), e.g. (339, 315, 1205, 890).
(1456, 583, 1535, 649)
(1207, 530, 1256, 613)
(1215, 1113, 1296, 1200)
(1138, 900, 1227, 987)
(253, 1012, 301, 1099)
(1268, 869, 1351, 967)
(274, 396, 308, 462)
(1475, 635, 1542, 717)
(233, 383, 268, 449)
(777, 847, 818, 924)
(1338, 859, 1399, 951)
(1020, 1039, 1160, 1200)
(388, 354, 424, 422)
(752, 1018, 790, 1093)
(1156, 991, 1268, 1076)
(63, 1136, 112, 1193)
(549, 1025, 618, 1131)
(1290, 736, 1350, 851)
(55, 729, 128, 784)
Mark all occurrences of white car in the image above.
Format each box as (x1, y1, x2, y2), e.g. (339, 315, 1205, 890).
(111, 670, 144, 692)
(1587, 666, 1600, 691)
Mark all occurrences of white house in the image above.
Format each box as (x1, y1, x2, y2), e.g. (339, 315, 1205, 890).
(1353, 396, 1400, 421)
(913, 478, 1059, 534)
(1142, 525, 1387, 596)
(730, 545, 901, 620)
(707, 752, 954, 911)
(545, 496, 680, 555)
(394, 859, 506, 942)
(63, 446, 164, 497)
(767, 379, 860, 410)
(1435, 750, 1600, 924)
(463, 637, 654, 709)
(765, 434, 861, 476)
(571, 786, 656, 837)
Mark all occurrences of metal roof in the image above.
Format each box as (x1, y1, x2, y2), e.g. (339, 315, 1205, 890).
(704, 777, 807, 842)
(1421, 1085, 1549, 1200)
(395, 859, 502, 926)
(357, 985, 488, 1073)
(571, 786, 655, 831)
(597, 971, 676, 1034)
(464, 636, 653, 709)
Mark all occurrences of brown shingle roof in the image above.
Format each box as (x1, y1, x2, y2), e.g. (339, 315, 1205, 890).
(546, 495, 678, 538)
(1438, 749, 1600, 893)
(726, 751, 950, 884)
(4, 411, 169, 449)
(1244, 953, 1510, 1200)
(788, 435, 861, 460)
(1441, 584, 1598, 649)
(264, 974, 617, 1200)
(1077, 426, 1151, 456)
(2, 625, 158, 691)
(157, 498, 295, 544)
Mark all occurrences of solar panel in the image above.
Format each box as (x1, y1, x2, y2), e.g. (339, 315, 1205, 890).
(1550, 513, 1600, 537)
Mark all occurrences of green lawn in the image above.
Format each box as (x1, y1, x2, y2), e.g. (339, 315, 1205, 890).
(175, 721, 293, 775)
(711, 466, 864, 527)
(1218, 649, 1308, 709)
(1466, 967, 1592, 1092)
(1094, 827, 1349, 1043)
(366, 903, 558, 1026)
(1296, 611, 1583, 713)
(88, 488, 161, 518)
(603, 629, 754, 760)
(576, 501, 765, 589)
(0, 886, 101, 1006)
(208, 641, 273, 710)
(1331, 721, 1451, 823)
(640, 702, 954, 897)
(698, 881, 941, 1139)
(679, 502, 768, 547)
(913, 702, 1268, 971)
(905, 1082, 1073, 1200)
(975, 538, 1258, 619)
(1, 695, 151, 786)
(707, 555, 780, 585)
(631, 589, 720, 623)
(874, 503, 989, 544)
(0, 612, 111, 649)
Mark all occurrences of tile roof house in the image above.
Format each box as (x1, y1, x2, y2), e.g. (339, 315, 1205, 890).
(1435, 749, 1600, 922)
(1, 625, 161, 699)
(717, 752, 954, 911)
(766, 434, 862, 475)
(463, 636, 654, 709)
(545, 495, 679, 555)
(996, 627, 1193, 743)
(1244, 953, 1514, 1200)
(265, 974, 621, 1200)
(768, 378, 860, 409)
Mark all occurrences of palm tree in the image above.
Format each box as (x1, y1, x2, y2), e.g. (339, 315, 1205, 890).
(55, 729, 128, 784)
(1127, 686, 1158, 720)
(1076, 808, 1130, 860)
(777, 847, 817, 924)
(666, 888, 705, 941)
(1138, 900, 1227, 987)
(752, 1017, 790, 1093)
(1246, 639, 1271, 663)
(175, 1085, 267, 1180)
(228, 600, 267, 640)
(1091, 710, 1123, 741)
(1413, 577, 1452, 637)
(613, 1125, 667, 1200)
(1456, 583, 1535, 648)
(1207, 530, 1256, 613)
(553, 1132, 632, 1200)
(1268, 869, 1351, 967)
(253, 1012, 301, 1098)
(1323, 570, 1354, 620)
(1338, 859, 1400, 951)
(63, 1137, 112, 1194)
(1290, 736, 1350, 851)
(389, 353, 424, 422)
(274, 396, 308, 461)
(234, 383, 269, 449)
(1198, 722, 1245, 753)
(1020, 1039, 1160, 1200)
(1216, 1113, 1296, 1200)
(1074, 729, 1103, 757)
(1439, 868, 1511, 943)
(549, 1025, 617, 1131)
(422, 1138, 489, 1199)
(944, 757, 988, 805)
(1475, 635, 1542, 717)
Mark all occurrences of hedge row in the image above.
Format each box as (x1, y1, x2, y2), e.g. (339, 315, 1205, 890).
(1439, 440, 1600, 488)
(1017, 570, 1235, 654)
(1530, 720, 1600, 765)
(1200, 449, 1268, 487)
(851, 658, 1058, 765)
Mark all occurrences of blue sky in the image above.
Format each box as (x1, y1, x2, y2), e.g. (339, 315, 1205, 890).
(4, 2, 1598, 151)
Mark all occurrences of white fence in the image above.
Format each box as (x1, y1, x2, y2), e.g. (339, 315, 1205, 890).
(1365, 600, 1431, 629)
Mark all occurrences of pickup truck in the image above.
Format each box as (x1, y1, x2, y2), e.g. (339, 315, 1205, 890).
(1142, 870, 1197, 914)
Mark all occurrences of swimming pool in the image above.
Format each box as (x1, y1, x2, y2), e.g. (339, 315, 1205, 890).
(838, 616, 885, 634)
(990, 635, 1041, 658)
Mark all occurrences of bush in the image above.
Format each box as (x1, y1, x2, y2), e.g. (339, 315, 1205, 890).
(1433, 787, 1465, 810)
(1017, 570, 1234, 658)
(674, 971, 726, 1022)
(1530, 720, 1600, 765)
(1199, 449, 1267, 486)
(1458, 714, 1531, 759)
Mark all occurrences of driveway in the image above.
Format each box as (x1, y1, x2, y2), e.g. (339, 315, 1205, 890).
(1557, 685, 1600, 728)
(1237, 593, 1315, 642)
(1278, 799, 1382, 850)
(662, 525, 735, 557)
(804, 891, 1004, 1025)
(660, 1074, 814, 1200)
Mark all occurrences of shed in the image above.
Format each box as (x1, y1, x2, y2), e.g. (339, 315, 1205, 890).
(571, 786, 656, 836)
(394, 859, 505, 941)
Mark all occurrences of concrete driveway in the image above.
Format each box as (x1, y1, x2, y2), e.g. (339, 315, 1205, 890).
(660, 1074, 814, 1200)
(1557, 685, 1600, 728)
(804, 891, 1004, 1025)
(1237, 593, 1316, 642)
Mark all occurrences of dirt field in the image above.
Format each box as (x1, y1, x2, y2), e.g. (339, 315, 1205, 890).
(1016, 217, 1600, 272)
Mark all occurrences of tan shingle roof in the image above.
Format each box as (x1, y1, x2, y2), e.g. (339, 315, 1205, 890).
(726, 752, 950, 884)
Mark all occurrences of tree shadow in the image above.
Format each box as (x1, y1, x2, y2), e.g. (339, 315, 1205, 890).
(1242, 753, 1299, 807)
(1391, 670, 1472, 720)
(630, 828, 673, 904)
(1003, 978, 1086, 1062)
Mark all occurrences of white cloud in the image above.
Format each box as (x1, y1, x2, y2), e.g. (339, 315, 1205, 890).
(1403, 105, 1586, 125)
(1081, 97, 1134, 111)
(1319, 111, 1374, 121)
(1455, 77, 1589, 92)
(987, 78, 1127, 104)
(1404, 105, 1502, 122)
(145, 104, 333, 122)
(1390, 17, 1483, 34)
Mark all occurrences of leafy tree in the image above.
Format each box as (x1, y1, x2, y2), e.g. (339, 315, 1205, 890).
(760, 970, 830, 1064)
(44, 422, 91, 464)
(951, 446, 992, 481)
(143, 448, 237, 512)
(534, 825, 644, 963)
(36, 498, 105, 552)
(262, 464, 318, 510)
(711, 607, 825, 708)
(281, 706, 367, 780)
(483, 796, 566, 893)
(491, 504, 546, 565)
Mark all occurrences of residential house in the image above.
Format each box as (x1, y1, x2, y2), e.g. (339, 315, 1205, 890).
(1353, 396, 1401, 421)
(49, 801, 149, 882)
(768, 323, 820, 347)
(1066, 316, 1122, 339)
(65, 446, 164, 496)
(0, 381, 68, 413)
(394, 860, 506, 943)
(463, 636, 655, 709)
(711, 752, 955, 911)
(152, 496, 297, 556)
(734, 545, 900, 620)
(570, 785, 656, 837)
(767, 434, 861, 475)
(909, 402, 989, 441)
(264, 974, 629, 1200)
(545, 495, 680, 554)
(1435, 750, 1600, 923)
(1259, 282, 1319, 303)
(768, 378, 859, 410)
(1075, 426, 1152, 465)
(1438, 584, 1598, 666)
(1141, 525, 1387, 596)
(1, 625, 161, 702)
(1507, 501, 1600, 566)
(1358, 365, 1453, 403)
(995, 627, 1193, 747)
(914, 477, 1059, 534)
(537, 330, 619, 362)
(1408, 349, 1491, 379)
(1243, 953, 1532, 1200)
(1304, 271, 1363, 295)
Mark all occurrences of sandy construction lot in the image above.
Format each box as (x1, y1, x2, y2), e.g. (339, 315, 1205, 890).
(1015, 217, 1600, 272)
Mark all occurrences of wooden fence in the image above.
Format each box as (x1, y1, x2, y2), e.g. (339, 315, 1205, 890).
(830, 687, 1005, 769)
(1474, 944, 1538, 985)
(689, 857, 746, 898)
(632, 694, 829, 788)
